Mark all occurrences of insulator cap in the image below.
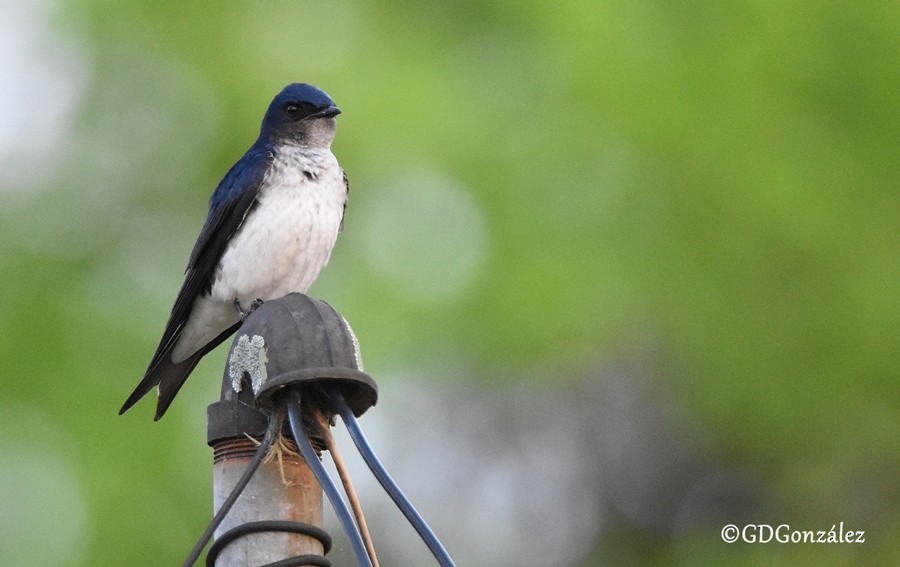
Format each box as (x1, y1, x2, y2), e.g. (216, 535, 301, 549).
(208, 293, 377, 446)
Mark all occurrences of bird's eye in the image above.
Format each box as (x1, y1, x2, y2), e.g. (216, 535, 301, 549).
(285, 104, 300, 118)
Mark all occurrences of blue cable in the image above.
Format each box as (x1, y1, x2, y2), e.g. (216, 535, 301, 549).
(331, 389, 456, 567)
(286, 392, 373, 567)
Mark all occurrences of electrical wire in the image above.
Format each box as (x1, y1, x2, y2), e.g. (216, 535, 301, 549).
(311, 408, 379, 567)
(329, 388, 456, 567)
(205, 520, 332, 567)
(286, 391, 373, 567)
(182, 413, 279, 567)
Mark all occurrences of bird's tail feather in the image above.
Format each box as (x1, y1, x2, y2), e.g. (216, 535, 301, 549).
(151, 352, 207, 420)
(118, 349, 199, 419)
(120, 322, 241, 420)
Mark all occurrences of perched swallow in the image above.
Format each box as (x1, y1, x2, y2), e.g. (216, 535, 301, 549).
(121, 83, 348, 420)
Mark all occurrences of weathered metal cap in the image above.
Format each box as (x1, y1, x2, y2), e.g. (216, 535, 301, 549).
(207, 293, 377, 446)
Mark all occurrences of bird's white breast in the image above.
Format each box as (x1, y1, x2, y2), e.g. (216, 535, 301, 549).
(211, 148, 346, 307)
(171, 147, 345, 364)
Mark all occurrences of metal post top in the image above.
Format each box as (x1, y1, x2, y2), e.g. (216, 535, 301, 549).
(208, 293, 377, 446)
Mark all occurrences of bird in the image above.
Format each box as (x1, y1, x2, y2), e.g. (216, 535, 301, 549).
(120, 83, 348, 420)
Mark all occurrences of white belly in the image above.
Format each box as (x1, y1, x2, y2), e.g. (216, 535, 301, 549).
(210, 164, 345, 306)
(170, 150, 345, 363)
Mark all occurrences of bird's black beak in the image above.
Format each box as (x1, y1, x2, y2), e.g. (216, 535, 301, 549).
(311, 105, 341, 119)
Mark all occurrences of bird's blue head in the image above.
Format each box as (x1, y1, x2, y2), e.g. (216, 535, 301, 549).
(260, 83, 341, 146)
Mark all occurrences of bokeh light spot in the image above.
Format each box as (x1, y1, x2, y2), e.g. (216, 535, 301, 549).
(359, 171, 489, 305)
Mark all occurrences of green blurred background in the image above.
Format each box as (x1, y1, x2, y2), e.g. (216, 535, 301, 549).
(1, 1, 897, 565)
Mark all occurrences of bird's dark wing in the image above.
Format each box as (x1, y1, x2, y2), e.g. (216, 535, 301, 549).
(120, 145, 275, 419)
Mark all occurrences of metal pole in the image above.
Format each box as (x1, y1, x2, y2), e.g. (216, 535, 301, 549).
(211, 436, 324, 565)
(205, 356, 328, 565)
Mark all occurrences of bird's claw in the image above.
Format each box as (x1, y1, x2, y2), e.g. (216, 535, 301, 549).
(234, 298, 265, 320)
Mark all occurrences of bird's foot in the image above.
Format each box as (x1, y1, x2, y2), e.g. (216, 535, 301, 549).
(233, 298, 265, 320)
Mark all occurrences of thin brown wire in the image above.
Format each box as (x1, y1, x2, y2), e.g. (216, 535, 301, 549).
(312, 407, 380, 567)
